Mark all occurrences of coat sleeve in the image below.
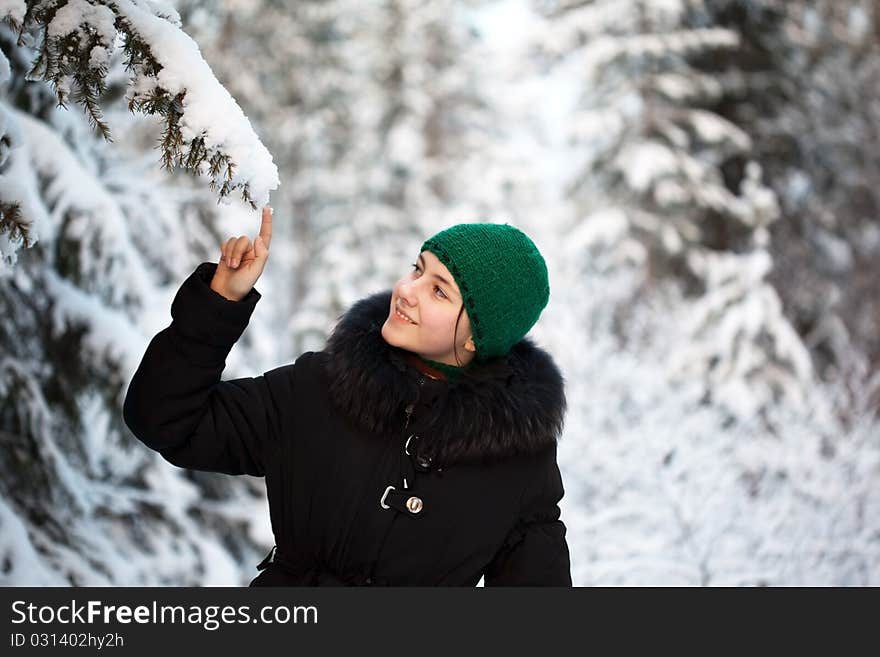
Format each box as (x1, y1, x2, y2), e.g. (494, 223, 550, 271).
(484, 444, 573, 586)
(122, 261, 293, 476)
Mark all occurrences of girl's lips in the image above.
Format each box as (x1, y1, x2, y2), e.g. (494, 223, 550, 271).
(392, 305, 417, 325)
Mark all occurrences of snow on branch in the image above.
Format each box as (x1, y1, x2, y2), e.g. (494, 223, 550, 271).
(0, 61, 37, 265)
(11, 0, 278, 209)
(0, 104, 38, 268)
(0, 1, 26, 27)
(670, 248, 815, 418)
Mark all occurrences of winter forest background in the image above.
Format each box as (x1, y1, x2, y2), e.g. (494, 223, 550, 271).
(1, 0, 878, 586)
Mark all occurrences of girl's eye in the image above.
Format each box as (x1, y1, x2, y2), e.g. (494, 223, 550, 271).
(409, 263, 447, 299)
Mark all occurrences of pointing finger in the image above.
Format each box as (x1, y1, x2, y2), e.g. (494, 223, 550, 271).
(259, 206, 273, 249)
(254, 234, 269, 263)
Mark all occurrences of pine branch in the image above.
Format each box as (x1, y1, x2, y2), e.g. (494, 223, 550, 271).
(116, 13, 258, 207)
(72, 78, 112, 141)
(0, 201, 33, 249)
(15, 0, 269, 208)
(2, 11, 22, 33)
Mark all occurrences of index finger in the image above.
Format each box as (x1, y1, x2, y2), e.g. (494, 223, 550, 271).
(259, 206, 273, 248)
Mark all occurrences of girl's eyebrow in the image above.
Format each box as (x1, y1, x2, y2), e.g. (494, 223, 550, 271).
(417, 254, 459, 298)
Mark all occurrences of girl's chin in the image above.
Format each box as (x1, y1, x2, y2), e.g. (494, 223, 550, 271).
(381, 319, 424, 353)
(380, 321, 403, 346)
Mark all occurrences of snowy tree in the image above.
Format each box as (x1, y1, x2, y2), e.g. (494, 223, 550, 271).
(519, 0, 880, 584)
(694, 0, 880, 417)
(0, 1, 278, 584)
(530, 0, 815, 420)
(1, 0, 277, 268)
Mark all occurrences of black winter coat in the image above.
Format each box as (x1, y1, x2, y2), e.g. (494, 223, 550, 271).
(123, 262, 572, 586)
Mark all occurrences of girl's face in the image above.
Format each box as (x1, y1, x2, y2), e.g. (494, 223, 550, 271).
(381, 250, 476, 366)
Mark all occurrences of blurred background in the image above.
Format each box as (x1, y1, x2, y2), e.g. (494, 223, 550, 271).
(0, 0, 878, 585)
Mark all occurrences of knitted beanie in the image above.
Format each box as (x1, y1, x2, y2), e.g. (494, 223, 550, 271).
(420, 223, 550, 362)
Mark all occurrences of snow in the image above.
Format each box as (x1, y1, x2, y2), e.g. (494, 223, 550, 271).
(114, 0, 279, 208)
(689, 110, 751, 149)
(32, 0, 279, 207)
(671, 249, 815, 416)
(0, 497, 60, 586)
(814, 230, 854, 273)
(117, 0, 280, 206)
(568, 207, 629, 250)
(617, 142, 678, 193)
(88, 45, 110, 70)
(575, 29, 740, 83)
(0, 0, 25, 24)
(9, 109, 163, 315)
(0, 48, 9, 85)
(49, 0, 116, 46)
(0, 112, 48, 273)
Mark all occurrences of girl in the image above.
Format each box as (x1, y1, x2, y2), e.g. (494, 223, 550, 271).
(123, 208, 571, 586)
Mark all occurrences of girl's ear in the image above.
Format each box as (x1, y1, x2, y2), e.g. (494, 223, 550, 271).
(464, 336, 476, 352)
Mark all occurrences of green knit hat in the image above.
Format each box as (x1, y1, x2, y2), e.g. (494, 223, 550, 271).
(420, 223, 550, 362)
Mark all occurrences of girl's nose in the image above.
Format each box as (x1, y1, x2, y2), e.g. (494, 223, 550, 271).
(398, 280, 418, 306)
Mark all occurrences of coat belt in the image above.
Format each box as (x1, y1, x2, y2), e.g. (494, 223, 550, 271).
(255, 545, 373, 586)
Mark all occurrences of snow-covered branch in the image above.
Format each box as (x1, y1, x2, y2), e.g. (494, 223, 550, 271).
(10, 0, 278, 209)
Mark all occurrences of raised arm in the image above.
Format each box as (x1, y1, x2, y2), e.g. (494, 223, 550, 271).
(123, 259, 292, 475)
(123, 207, 292, 475)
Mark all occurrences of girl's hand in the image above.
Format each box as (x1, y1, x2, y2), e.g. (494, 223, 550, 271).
(210, 206, 273, 301)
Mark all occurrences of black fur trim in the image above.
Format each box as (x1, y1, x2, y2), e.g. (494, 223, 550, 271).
(321, 290, 567, 466)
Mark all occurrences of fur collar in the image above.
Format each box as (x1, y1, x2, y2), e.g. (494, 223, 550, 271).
(321, 290, 567, 466)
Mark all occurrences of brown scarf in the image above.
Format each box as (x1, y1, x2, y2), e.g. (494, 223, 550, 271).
(403, 352, 447, 381)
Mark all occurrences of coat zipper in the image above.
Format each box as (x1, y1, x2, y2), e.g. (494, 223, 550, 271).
(403, 375, 426, 431)
(401, 375, 425, 488)
(365, 374, 427, 584)
(403, 403, 414, 430)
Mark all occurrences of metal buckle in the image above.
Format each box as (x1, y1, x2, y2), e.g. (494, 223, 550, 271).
(380, 485, 395, 509)
(404, 434, 417, 455)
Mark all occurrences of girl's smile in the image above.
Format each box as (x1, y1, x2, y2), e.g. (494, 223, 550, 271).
(393, 303, 418, 324)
